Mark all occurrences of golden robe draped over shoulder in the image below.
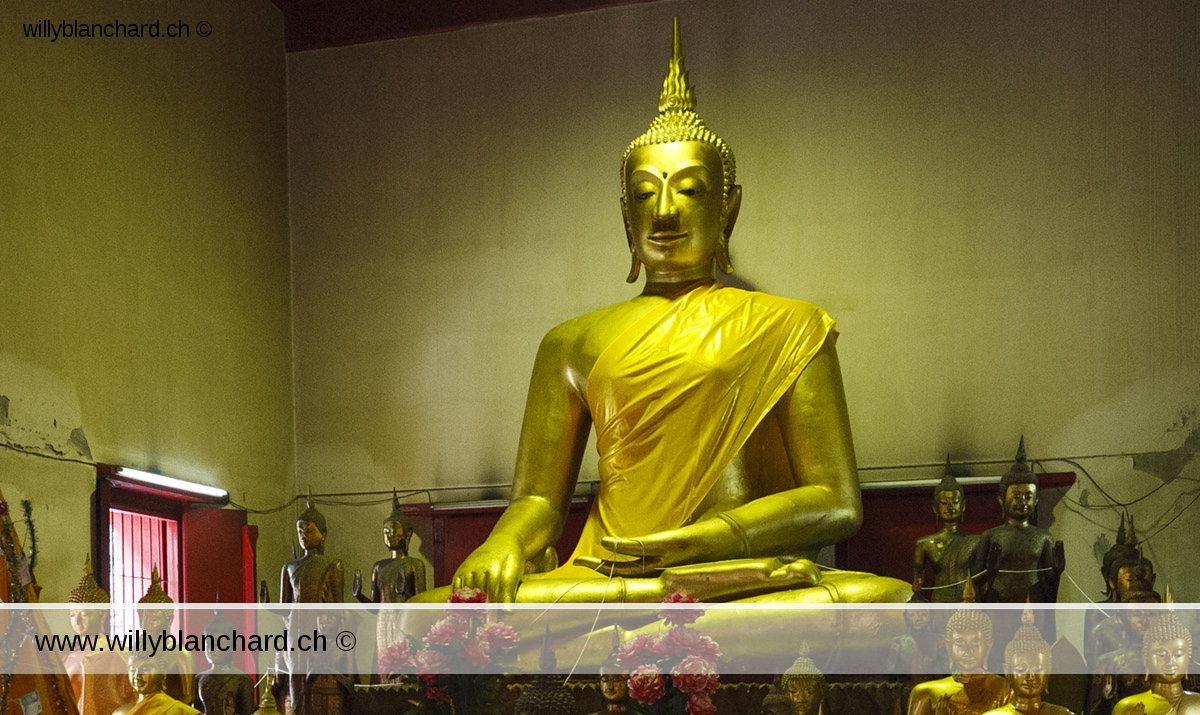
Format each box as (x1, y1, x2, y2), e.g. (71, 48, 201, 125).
(566, 283, 836, 567)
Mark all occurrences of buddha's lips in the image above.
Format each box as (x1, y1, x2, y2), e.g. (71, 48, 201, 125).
(649, 231, 688, 242)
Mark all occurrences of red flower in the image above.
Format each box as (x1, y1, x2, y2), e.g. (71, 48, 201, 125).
(628, 664, 666, 705)
(661, 626, 721, 662)
(462, 637, 491, 668)
(378, 640, 414, 675)
(414, 649, 449, 676)
(661, 592, 704, 627)
(477, 622, 520, 652)
(425, 684, 451, 703)
(424, 616, 469, 646)
(671, 655, 719, 695)
(615, 634, 657, 669)
(449, 587, 486, 603)
(686, 692, 718, 715)
(448, 587, 487, 621)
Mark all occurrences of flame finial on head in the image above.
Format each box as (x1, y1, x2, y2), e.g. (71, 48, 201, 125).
(658, 18, 696, 113)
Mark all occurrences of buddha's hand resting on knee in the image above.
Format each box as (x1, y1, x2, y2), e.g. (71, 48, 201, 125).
(452, 534, 526, 603)
(572, 518, 745, 576)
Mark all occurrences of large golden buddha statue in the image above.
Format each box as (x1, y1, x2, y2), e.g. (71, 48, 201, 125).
(418, 18, 908, 608)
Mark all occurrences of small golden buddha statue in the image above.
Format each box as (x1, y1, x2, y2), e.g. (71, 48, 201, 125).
(587, 629, 637, 715)
(114, 656, 202, 715)
(138, 566, 196, 707)
(417, 16, 908, 609)
(280, 502, 344, 604)
(973, 438, 1064, 667)
(908, 593, 1012, 715)
(781, 645, 828, 715)
(981, 610, 1073, 715)
(196, 610, 254, 715)
(914, 458, 980, 603)
(1112, 595, 1200, 715)
(65, 555, 137, 715)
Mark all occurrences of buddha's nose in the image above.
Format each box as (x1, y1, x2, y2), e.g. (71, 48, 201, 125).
(654, 186, 678, 220)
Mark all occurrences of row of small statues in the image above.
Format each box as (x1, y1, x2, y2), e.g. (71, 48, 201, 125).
(65, 561, 252, 715)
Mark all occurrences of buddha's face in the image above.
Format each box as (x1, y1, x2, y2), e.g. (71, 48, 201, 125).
(139, 608, 173, 633)
(599, 669, 629, 702)
(1124, 609, 1155, 639)
(297, 519, 325, 551)
(623, 141, 732, 280)
(205, 637, 233, 667)
(69, 607, 103, 637)
(1001, 484, 1037, 522)
(383, 521, 409, 552)
(128, 661, 166, 695)
(1006, 651, 1049, 698)
(1113, 563, 1155, 601)
(948, 628, 989, 673)
(904, 608, 931, 633)
(934, 490, 964, 522)
(783, 676, 820, 715)
(317, 613, 341, 636)
(1146, 637, 1190, 684)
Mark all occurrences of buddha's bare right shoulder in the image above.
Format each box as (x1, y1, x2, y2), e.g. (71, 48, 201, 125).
(539, 299, 658, 365)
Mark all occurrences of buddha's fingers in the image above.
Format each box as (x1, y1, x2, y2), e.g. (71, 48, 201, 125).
(572, 555, 663, 577)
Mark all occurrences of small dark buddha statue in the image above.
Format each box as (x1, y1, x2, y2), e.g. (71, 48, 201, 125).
(280, 502, 344, 605)
(352, 493, 426, 678)
(196, 610, 254, 715)
(914, 457, 981, 603)
(973, 437, 1064, 668)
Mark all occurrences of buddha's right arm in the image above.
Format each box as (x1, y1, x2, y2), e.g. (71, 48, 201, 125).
(452, 325, 591, 602)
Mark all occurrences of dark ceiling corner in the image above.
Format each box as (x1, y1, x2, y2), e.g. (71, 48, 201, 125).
(269, 0, 655, 52)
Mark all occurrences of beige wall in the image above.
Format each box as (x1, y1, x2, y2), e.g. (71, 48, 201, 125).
(0, 0, 295, 601)
(287, 0, 1200, 613)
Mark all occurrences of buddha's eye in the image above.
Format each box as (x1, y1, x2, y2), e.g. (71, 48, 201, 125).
(636, 191, 655, 201)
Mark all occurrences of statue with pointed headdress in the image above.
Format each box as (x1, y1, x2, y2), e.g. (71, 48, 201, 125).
(1084, 514, 1157, 668)
(1112, 589, 1200, 715)
(913, 456, 981, 603)
(981, 607, 1074, 715)
(419, 16, 909, 610)
(138, 566, 196, 706)
(352, 492, 426, 680)
(515, 628, 578, 715)
(196, 609, 255, 715)
(280, 500, 344, 605)
(780, 644, 828, 715)
(352, 492, 426, 605)
(907, 581, 1012, 715)
(973, 437, 1065, 668)
(65, 555, 137, 715)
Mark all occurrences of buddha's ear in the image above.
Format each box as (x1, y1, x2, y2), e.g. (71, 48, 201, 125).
(621, 197, 633, 247)
(723, 185, 742, 239)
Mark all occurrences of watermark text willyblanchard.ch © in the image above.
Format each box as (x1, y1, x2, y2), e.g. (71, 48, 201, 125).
(22, 18, 214, 42)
